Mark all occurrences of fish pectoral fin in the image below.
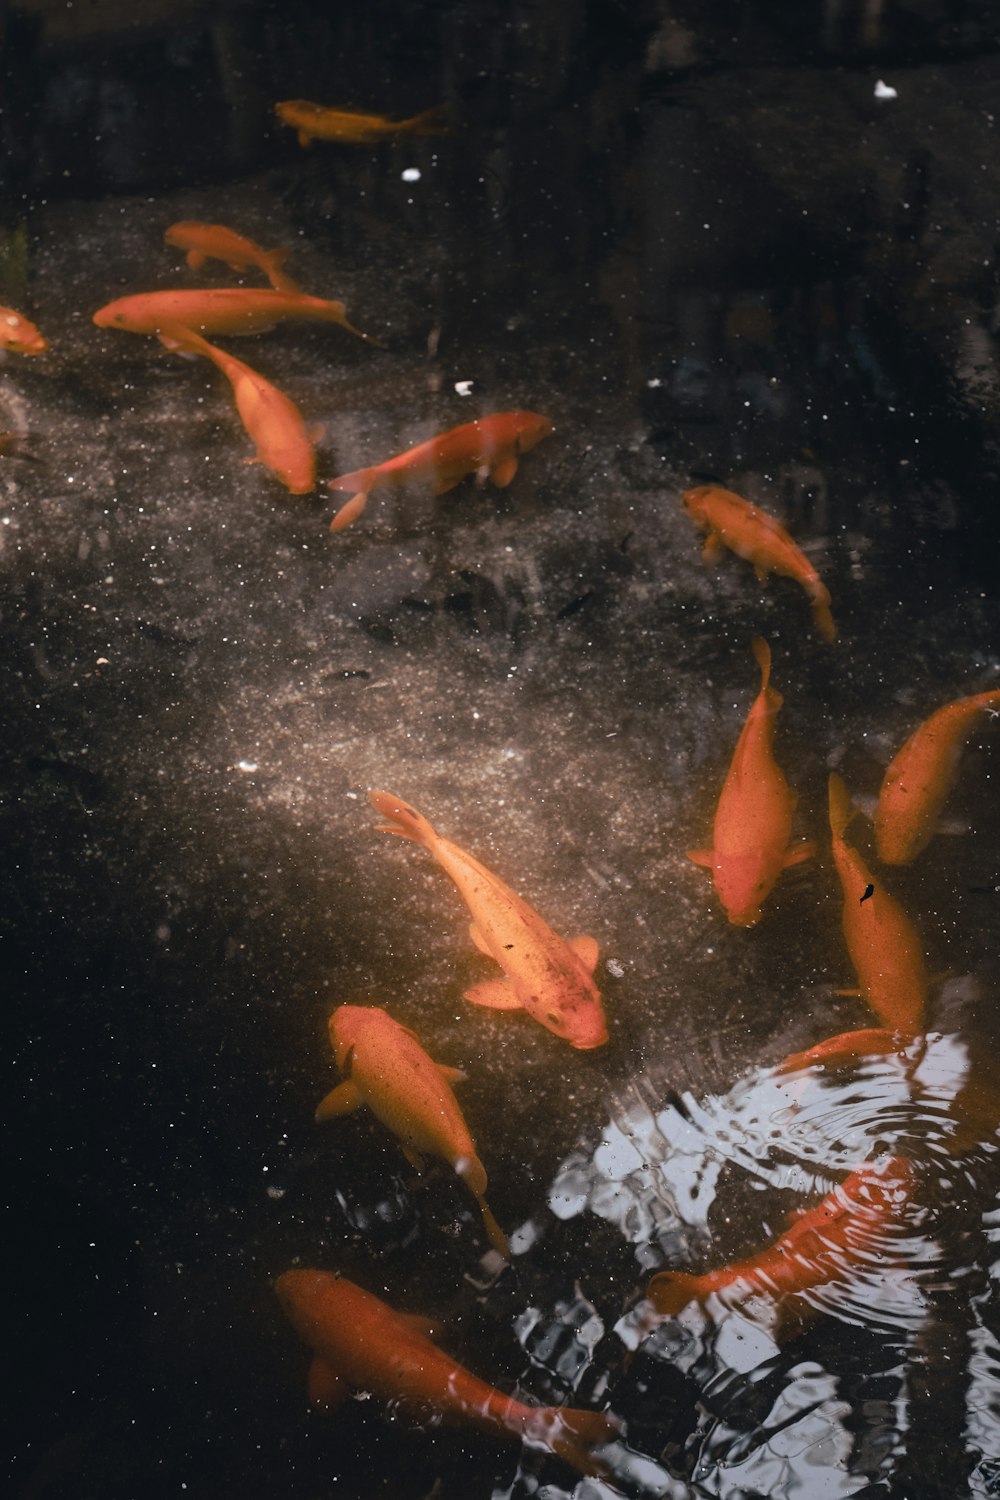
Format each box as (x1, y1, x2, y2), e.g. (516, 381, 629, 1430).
(463, 977, 523, 1011)
(436, 1063, 468, 1085)
(434, 472, 466, 495)
(489, 454, 518, 487)
(754, 564, 770, 585)
(686, 848, 715, 869)
(832, 986, 862, 997)
(185, 249, 206, 270)
(314, 1080, 363, 1122)
(297, 130, 313, 148)
(781, 841, 816, 869)
(308, 423, 325, 444)
(308, 1356, 348, 1409)
(468, 921, 494, 957)
(402, 1144, 426, 1171)
(570, 934, 600, 972)
(701, 533, 724, 564)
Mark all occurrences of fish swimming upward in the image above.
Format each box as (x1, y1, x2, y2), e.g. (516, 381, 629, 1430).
(369, 791, 607, 1049)
(681, 483, 836, 643)
(828, 773, 927, 1034)
(275, 99, 449, 147)
(647, 1156, 913, 1321)
(315, 1004, 508, 1257)
(326, 411, 553, 531)
(275, 1271, 622, 1477)
(0, 305, 46, 355)
(92, 287, 378, 346)
(161, 324, 316, 494)
(875, 689, 1000, 864)
(688, 638, 815, 927)
(164, 221, 301, 294)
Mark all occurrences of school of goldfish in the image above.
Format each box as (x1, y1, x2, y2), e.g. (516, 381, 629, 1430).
(6, 93, 999, 1491)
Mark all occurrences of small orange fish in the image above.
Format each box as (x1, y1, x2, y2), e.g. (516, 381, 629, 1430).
(164, 221, 300, 294)
(275, 1270, 622, 1476)
(688, 638, 815, 927)
(774, 1026, 916, 1077)
(875, 689, 1000, 864)
(828, 773, 927, 1033)
(315, 1004, 508, 1257)
(681, 483, 836, 643)
(161, 324, 316, 495)
(369, 790, 607, 1049)
(0, 304, 46, 355)
(275, 99, 448, 147)
(647, 1155, 912, 1319)
(92, 287, 378, 346)
(327, 411, 553, 531)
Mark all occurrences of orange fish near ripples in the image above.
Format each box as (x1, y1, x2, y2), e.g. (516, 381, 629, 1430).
(681, 483, 836, 642)
(370, 790, 607, 1049)
(92, 287, 378, 345)
(647, 1155, 912, 1319)
(688, 638, 814, 926)
(275, 99, 448, 147)
(164, 221, 300, 294)
(315, 1004, 508, 1257)
(327, 411, 553, 531)
(0, 305, 46, 355)
(875, 689, 1000, 864)
(829, 773, 927, 1034)
(275, 1271, 621, 1476)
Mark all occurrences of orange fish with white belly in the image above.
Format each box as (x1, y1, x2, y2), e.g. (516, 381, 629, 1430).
(681, 484, 836, 643)
(688, 638, 814, 926)
(647, 1155, 912, 1320)
(875, 689, 1000, 864)
(92, 287, 377, 345)
(162, 324, 316, 495)
(327, 411, 552, 531)
(315, 1004, 508, 1257)
(275, 1270, 621, 1476)
(369, 791, 607, 1049)
(828, 773, 927, 1034)
(0, 304, 46, 355)
(164, 221, 300, 294)
(275, 99, 448, 147)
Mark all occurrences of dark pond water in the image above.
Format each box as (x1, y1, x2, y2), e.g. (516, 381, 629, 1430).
(5, 2, 1000, 1497)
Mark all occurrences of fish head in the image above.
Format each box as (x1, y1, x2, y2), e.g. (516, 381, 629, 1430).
(1, 312, 46, 354)
(545, 985, 608, 1050)
(275, 1268, 350, 1340)
(329, 1003, 384, 1069)
(92, 302, 125, 328)
(680, 485, 715, 524)
(714, 854, 771, 927)
(275, 100, 312, 128)
(514, 411, 554, 452)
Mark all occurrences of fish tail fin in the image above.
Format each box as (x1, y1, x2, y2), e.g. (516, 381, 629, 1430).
(811, 593, 837, 643)
(751, 635, 783, 712)
(158, 322, 216, 361)
(456, 1155, 510, 1258)
(646, 1269, 703, 1318)
(828, 772, 857, 842)
(320, 300, 384, 346)
(369, 790, 438, 847)
(524, 1407, 622, 1478)
(327, 467, 376, 495)
(401, 104, 450, 135)
(966, 689, 1000, 717)
(329, 491, 369, 532)
(262, 250, 302, 296)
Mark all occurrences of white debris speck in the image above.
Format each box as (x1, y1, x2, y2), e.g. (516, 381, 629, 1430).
(454, 379, 474, 396)
(265, 1185, 286, 1200)
(874, 80, 898, 99)
(606, 957, 625, 978)
(401, 167, 421, 182)
(646, 377, 662, 388)
(95, 656, 109, 666)
(237, 760, 258, 773)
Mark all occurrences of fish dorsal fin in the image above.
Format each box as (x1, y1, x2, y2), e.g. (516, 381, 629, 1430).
(315, 1079, 362, 1122)
(463, 977, 523, 1011)
(687, 848, 715, 869)
(570, 935, 599, 972)
(468, 921, 493, 957)
(308, 1355, 348, 1409)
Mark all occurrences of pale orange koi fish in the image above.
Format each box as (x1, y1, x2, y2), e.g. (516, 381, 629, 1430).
(681, 483, 836, 642)
(315, 1004, 508, 1257)
(92, 287, 378, 345)
(774, 1026, 916, 1076)
(369, 790, 607, 1049)
(327, 411, 553, 531)
(829, 773, 927, 1034)
(647, 1156, 912, 1319)
(275, 1271, 622, 1476)
(275, 99, 448, 147)
(0, 305, 46, 355)
(161, 324, 316, 494)
(688, 638, 815, 926)
(875, 689, 1000, 864)
(164, 221, 301, 294)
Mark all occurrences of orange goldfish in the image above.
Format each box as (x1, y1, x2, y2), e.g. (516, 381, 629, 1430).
(875, 689, 1000, 864)
(0, 305, 46, 355)
(315, 1004, 508, 1257)
(774, 1026, 915, 1077)
(688, 638, 815, 927)
(164, 221, 300, 294)
(275, 99, 448, 147)
(369, 791, 607, 1049)
(161, 324, 316, 494)
(681, 483, 836, 643)
(275, 1270, 621, 1476)
(92, 287, 378, 345)
(647, 1155, 912, 1318)
(828, 773, 927, 1033)
(327, 411, 553, 531)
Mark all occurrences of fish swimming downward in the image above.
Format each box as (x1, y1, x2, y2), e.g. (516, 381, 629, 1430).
(0, 305, 46, 355)
(327, 411, 553, 531)
(647, 1155, 913, 1325)
(688, 638, 814, 926)
(681, 483, 836, 643)
(875, 688, 1000, 864)
(161, 324, 316, 495)
(369, 790, 608, 1049)
(164, 221, 301, 294)
(828, 772, 927, 1035)
(315, 1003, 508, 1257)
(92, 287, 378, 345)
(275, 1271, 622, 1476)
(275, 99, 448, 147)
